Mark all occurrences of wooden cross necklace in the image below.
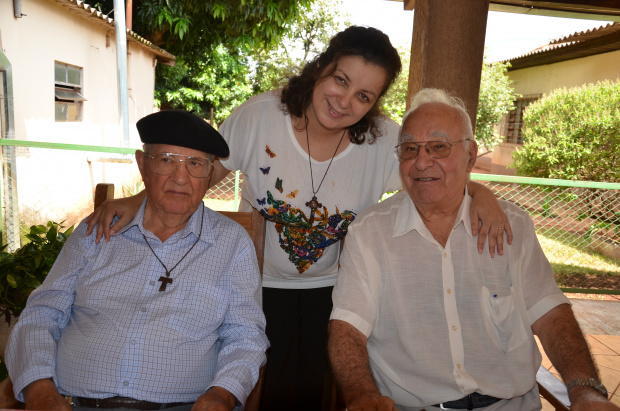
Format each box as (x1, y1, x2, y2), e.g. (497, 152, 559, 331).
(305, 125, 347, 225)
(142, 206, 204, 291)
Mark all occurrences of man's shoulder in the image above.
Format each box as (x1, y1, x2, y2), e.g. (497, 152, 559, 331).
(353, 191, 406, 227)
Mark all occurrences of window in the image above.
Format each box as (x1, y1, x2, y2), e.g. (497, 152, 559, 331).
(54, 62, 86, 122)
(502, 95, 539, 144)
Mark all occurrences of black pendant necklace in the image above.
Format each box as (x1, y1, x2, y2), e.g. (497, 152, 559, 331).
(305, 124, 347, 225)
(143, 206, 205, 291)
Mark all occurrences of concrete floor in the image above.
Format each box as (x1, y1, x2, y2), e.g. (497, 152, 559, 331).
(540, 294, 620, 410)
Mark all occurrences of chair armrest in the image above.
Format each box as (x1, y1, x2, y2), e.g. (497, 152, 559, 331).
(537, 365, 570, 411)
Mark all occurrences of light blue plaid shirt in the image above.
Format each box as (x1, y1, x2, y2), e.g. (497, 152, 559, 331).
(6, 200, 268, 405)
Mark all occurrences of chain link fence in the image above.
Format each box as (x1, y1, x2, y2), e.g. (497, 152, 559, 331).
(472, 174, 620, 293)
(1, 143, 618, 293)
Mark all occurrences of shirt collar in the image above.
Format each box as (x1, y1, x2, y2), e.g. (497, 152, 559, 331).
(392, 188, 473, 238)
(117, 199, 209, 244)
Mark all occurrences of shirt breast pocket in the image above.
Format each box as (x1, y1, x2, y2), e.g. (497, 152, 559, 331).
(481, 286, 528, 353)
(168, 282, 227, 339)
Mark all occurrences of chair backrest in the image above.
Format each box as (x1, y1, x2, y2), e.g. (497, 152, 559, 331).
(94, 184, 266, 411)
(218, 210, 265, 274)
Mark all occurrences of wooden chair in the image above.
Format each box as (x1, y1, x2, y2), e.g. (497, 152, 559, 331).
(0, 183, 267, 411)
(537, 365, 570, 411)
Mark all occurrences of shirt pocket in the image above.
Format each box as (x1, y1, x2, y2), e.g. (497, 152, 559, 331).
(481, 285, 529, 353)
(168, 282, 228, 339)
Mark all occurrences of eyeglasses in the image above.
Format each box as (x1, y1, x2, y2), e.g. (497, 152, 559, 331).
(395, 139, 470, 160)
(144, 152, 212, 178)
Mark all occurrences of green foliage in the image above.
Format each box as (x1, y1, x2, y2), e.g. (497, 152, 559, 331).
(0, 222, 73, 324)
(90, 0, 315, 122)
(251, 0, 350, 94)
(512, 80, 620, 183)
(156, 45, 253, 124)
(381, 47, 409, 122)
(92, 0, 314, 57)
(476, 59, 516, 151)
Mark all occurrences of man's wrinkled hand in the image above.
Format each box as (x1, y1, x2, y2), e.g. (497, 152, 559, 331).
(346, 393, 397, 411)
(569, 386, 620, 411)
(191, 387, 236, 411)
(23, 379, 71, 411)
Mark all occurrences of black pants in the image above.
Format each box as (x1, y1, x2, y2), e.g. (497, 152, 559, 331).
(259, 286, 334, 411)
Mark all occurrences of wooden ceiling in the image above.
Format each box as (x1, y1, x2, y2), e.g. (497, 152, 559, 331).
(396, 0, 620, 21)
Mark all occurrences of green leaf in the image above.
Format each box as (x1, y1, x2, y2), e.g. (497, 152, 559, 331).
(6, 274, 17, 289)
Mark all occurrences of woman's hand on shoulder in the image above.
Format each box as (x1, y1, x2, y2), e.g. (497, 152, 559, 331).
(468, 181, 513, 257)
(85, 191, 145, 243)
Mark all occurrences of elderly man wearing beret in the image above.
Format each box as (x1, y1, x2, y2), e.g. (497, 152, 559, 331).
(6, 110, 269, 411)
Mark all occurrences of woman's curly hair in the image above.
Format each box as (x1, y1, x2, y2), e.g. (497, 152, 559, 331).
(281, 26, 402, 145)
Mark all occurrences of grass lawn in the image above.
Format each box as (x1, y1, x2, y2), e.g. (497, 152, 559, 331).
(537, 228, 620, 291)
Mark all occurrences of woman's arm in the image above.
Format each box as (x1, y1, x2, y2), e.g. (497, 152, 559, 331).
(467, 180, 513, 257)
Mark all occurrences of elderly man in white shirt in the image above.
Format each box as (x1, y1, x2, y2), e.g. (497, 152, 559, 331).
(327, 88, 618, 411)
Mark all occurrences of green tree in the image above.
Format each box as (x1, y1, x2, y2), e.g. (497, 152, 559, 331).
(512, 80, 620, 183)
(381, 47, 409, 122)
(90, 0, 315, 119)
(92, 0, 314, 57)
(250, 0, 350, 94)
(476, 58, 516, 151)
(156, 45, 253, 125)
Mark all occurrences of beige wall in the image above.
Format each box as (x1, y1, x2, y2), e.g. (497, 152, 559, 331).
(509, 51, 620, 97)
(0, 0, 159, 225)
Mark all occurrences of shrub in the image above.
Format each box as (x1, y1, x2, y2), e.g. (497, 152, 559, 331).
(476, 59, 516, 151)
(511, 80, 620, 183)
(0, 222, 73, 324)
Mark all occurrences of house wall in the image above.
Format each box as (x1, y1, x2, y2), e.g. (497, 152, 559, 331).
(492, 50, 620, 175)
(509, 51, 620, 96)
(0, 0, 159, 232)
(0, 0, 157, 145)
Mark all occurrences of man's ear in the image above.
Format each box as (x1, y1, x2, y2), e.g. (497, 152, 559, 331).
(136, 150, 146, 178)
(466, 140, 478, 172)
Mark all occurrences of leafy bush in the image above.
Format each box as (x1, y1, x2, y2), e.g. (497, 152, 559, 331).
(0, 222, 73, 324)
(512, 80, 620, 183)
(475, 59, 516, 151)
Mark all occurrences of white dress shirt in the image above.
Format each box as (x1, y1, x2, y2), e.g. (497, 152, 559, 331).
(331, 190, 569, 410)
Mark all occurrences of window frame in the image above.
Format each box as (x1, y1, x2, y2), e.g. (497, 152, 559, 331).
(54, 61, 85, 122)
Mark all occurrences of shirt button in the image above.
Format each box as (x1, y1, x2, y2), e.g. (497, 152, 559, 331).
(131, 339, 136, 344)
(141, 307, 147, 312)
(123, 381, 129, 386)
(452, 325, 457, 331)
(447, 289, 452, 294)
(444, 252, 447, 258)
(457, 364, 462, 369)
(149, 281, 155, 286)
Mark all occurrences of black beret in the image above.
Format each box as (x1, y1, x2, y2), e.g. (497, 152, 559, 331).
(136, 110, 229, 158)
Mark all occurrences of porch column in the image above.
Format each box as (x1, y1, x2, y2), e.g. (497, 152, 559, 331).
(407, 0, 489, 129)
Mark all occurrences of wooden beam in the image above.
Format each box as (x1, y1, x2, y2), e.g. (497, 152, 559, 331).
(396, 0, 620, 19)
(407, 0, 489, 130)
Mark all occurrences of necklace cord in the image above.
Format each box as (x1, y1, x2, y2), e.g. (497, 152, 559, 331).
(143, 205, 205, 279)
(305, 122, 348, 196)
